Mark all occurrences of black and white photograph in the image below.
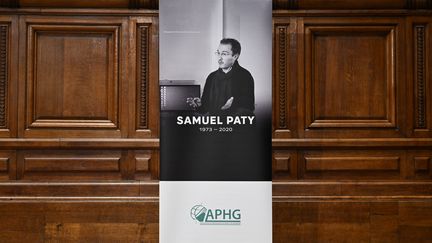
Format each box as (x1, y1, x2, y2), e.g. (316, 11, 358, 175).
(159, 0, 272, 181)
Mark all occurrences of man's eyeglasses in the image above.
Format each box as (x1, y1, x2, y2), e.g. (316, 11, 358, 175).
(214, 51, 232, 57)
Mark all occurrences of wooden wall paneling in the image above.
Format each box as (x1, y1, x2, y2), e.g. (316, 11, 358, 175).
(2, 0, 431, 10)
(134, 149, 159, 180)
(0, 182, 147, 197)
(0, 0, 19, 8)
(407, 150, 432, 179)
(369, 202, 400, 242)
(0, 15, 18, 138)
(128, 16, 159, 138)
(296, 17, 306, 138)
(272, 0, 432, 10)
(273, 17, 298, 138)
(42, 201, 159, 241)
(399, 201, 432, 241)
(17, 16, 130, 138)
(16, 0, 158, 9)
(301, 17, 406, 138)
(298, 150, 405, 180)
(274, 200, 432, 243)
(273, 181, 432, 198)
(407, 0, 432, 9)
(0, 202, 45, 242)
(299, 0, 407, 10)
(0, 200, 431, 243)
(407, 17, 432, 137)
(0, 150, 16, 180)
(16, 150, 123, 181)
(273, 201, 371, 242)
(273, 150, 298, 180)
(0, 201, 159, 243)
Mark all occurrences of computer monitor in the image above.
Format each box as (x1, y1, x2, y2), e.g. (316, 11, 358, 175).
(160, 85, 201, 111)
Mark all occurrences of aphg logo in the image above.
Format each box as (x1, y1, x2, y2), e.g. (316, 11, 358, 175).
(190, 204, 241, 225)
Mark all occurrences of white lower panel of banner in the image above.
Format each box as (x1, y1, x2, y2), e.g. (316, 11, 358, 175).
(160, 181, 272, 243)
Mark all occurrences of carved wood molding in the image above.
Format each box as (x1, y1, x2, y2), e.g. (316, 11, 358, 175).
(415, 25, 426, 129)
(277, 26, 288, 129)
(137, 25, 149, 129)
(0, 25, 7, 129)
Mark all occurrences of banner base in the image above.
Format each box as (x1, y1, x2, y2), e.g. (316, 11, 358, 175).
(160, 181, 272, 243)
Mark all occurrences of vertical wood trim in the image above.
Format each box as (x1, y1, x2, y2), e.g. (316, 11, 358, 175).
(415, 24, 426, 129)
(277, 26, 288, 129)
(0, 25, 7, 129)
(137, 25, 149, 129)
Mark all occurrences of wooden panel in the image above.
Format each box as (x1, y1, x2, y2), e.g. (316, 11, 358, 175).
(0, 201, 158, 243)
(0, 151, 15, 180)
(0, 182, 156, 197)
(18, 16, 129, 138)
(273, 19, 298, 138)
(0, 200, 431, 243)
(2, 0, 432, 10)
(129, 17, 159, 138)
(0, 204, 44, 243)
(299, 150, 403, 179)
(306, 26, 395, 128)
(17, 0, 158, 9)
(0, 16, 18, 138)
(273, 181, 432, 197)
(407, 18, 432, 137)
(273, 150, 297, 180)
(0, 157, 9, 180)
(407, 151, 432, 179)
(134, 150, 159, 180)
(30, 27, 117, 128)
(414, 24, 428, 130)
(300, 18, 405, 138)
(0, 158, 8, 172)
(0, 25, 8, 131)
(272, 0, 432, 9)
(45, 223, 153, 242)
(370, 214, 399, 242)
(399, 201, 432, 242)
(273, 200, 432, 242)
(18, 150, 122, 181)
(414, 157, 432, 178)
(305, 157, 400, 171)
(274, 202, 371, 243)
(24, 158, 120, 172)
(136, 25, 149, 130)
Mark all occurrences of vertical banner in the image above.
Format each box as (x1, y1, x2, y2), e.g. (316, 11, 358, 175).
(160, 0, 272, 242)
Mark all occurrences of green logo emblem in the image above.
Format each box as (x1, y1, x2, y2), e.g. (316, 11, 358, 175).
(190, 205, 207, 222)
(190, 204, 241, 225)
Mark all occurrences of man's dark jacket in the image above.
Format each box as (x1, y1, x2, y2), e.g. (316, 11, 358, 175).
(199, 61, 255, 115)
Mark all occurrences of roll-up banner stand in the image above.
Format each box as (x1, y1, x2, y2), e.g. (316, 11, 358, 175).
(160, 1, 272, 242)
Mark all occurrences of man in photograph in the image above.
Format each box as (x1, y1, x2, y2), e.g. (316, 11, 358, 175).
(188, 38, 255, 116)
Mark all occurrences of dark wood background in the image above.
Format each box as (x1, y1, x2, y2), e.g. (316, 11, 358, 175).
(0, 0, 431, 242)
